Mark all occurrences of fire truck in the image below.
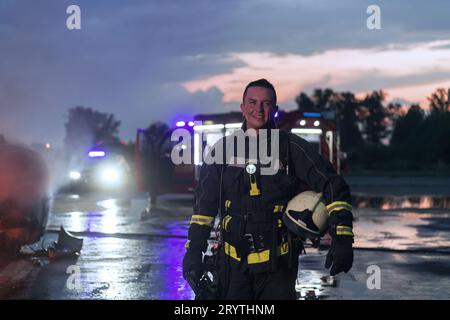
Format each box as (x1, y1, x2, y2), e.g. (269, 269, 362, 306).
(135, 110, 343, 195)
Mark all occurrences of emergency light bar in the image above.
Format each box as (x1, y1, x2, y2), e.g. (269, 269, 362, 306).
(194, 133, 200, 165)
(224, 123, 242, 129)
(88, 150, 106, 158)
(303, 112, 322, 118)
(193, 124, 225, 131)
(291, 128, 323, 135)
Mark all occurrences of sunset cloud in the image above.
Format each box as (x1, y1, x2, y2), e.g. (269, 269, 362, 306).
(1, 0, 450, 143)
(184, 40, 450, 107)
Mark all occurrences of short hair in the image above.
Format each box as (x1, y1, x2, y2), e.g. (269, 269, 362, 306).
(242, 79, 277, 104)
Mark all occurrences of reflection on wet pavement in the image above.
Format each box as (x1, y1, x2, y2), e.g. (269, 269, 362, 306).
(1, 192, 449, 299)
(353, 195, 450, 252)
(49, 195, 190, 238)
(296, 249, 450, 299)
(295, 269, 336, 300)
(45, 194, 194, 299)
(353, 195, 450, 210)
(295, 194, 450, 300)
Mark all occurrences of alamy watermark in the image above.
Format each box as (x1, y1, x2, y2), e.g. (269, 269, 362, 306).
(366, 5, 381, 30)
(66, 5, 81, 30)
(366, 265, 381, 290)
(170, 128, 281, 176)
(66, 265, 81, 290)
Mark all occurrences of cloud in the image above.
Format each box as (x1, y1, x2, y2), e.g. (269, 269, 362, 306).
(184, 40, 450, 107)
(1, 0, 450, 144)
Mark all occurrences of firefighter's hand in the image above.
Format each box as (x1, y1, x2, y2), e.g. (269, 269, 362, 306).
(325, 211, 354, 275)
(182, 249, 204, 285)
(325, 236, 353, 275)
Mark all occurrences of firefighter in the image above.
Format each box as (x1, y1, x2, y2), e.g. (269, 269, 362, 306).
(183, 79, 354, 299)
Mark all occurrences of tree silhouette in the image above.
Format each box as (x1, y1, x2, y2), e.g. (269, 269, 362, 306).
(428, 88, 450, 113)
(295, 89, 364, 152)
(295, 92, 316, 113)
(295, 88, 335, 113)
(140, 122, 171, 206)
(142, 122, 170, 154)
(390, 104, 424, 148)
(64, 106, 121, 154)
(333, 92, 364, 151)
(293, 87, 450, 169)
(312, 88, 335, 111)
(360, 90, 388, 145)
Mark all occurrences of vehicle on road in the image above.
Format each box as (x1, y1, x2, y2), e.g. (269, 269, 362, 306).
(61, 148, 132, 194)
(0, 142, 50, 255)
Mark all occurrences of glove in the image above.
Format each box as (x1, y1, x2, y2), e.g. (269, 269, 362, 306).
(182, 249, 204, 287)
(325, 236, 353, 275)
(325, 211, 354, 276)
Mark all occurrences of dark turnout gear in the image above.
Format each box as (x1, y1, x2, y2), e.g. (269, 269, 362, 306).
(219, 252, 299, 300)
(325, 209, 354, 275)
(182, 248, 204, 284)
(184, 128, 354, 299)
(325, 237, 353, 276)
(183, 252, 220, 300)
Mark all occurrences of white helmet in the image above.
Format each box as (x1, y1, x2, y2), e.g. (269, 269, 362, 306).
(283, 191, 329, 239)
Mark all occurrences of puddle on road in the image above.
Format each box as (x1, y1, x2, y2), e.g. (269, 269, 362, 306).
(353, 195, 450, 252)
(295, 268, 337, 300)
(44, 193, 450, 299)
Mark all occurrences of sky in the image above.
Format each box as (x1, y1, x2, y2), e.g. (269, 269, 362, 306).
(1, 0, 450, 146)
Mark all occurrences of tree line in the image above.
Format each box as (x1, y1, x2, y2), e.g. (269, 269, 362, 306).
(296, 87, 450, 171)
(63, 87, 450, 172)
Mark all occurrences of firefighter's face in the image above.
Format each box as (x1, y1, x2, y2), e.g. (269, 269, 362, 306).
(241, 86, 276, 130)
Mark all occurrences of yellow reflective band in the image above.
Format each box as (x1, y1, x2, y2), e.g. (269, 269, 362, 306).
(336, 231, 354, 236)
(273, 205, 285, 213)
(249, 175, 261, 196)
(277, 242, 289, 256)
(248, 249, 270, 264)
(222, 215, 232, 231)
(224, 242, 241, 261)
(326, 201, 353, 215)
(224, 243, 290, 264)
(225, 200, 232, 208)
(184, 240, 190, 249)
(329, 207, 352, 215)
(326, 201, 353, 210)
(247, 243, 290, 264)
(190, 214, 215, 227)
(277, 219, 283, 228)
(336, 226, 354, 236)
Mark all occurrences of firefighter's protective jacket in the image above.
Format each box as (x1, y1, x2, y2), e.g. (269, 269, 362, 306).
(185, 128, 353, 273)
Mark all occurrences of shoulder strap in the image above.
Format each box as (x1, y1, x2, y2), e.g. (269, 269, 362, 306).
(218, 164, 225, 220)
(279, 130, 292, 176)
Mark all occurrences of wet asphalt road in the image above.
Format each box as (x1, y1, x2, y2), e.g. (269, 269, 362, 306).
(1, 176, 450, 300)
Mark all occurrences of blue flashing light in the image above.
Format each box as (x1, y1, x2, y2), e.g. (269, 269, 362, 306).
(274, 111, 279, 118)
(176, 121, 186, 127)
(88, 150, 106, 158)
(303, 112, 322, 118)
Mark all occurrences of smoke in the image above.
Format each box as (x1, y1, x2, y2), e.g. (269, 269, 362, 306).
(0, 143, 49, 206)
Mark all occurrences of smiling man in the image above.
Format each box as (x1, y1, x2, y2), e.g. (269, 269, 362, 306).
(240, 82, 278, 132)
(183, 79, 354, 300)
